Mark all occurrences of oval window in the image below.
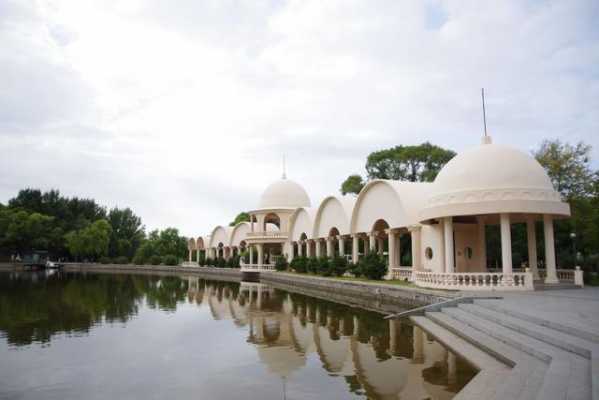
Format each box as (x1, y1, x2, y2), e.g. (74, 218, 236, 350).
(465, 247, 473, 259)
(425, 247, 433, 260)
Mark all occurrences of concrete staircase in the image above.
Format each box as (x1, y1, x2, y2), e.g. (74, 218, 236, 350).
(410, 299, 599, 400)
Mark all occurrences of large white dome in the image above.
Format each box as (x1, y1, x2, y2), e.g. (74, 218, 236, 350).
(258, 178, 311, 210)
(419, 138, 570, 221)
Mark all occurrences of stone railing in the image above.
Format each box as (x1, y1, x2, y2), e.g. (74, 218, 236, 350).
(389, 267, 413, 282)
(413, 271, 535, 291)
(486, 267, 583, 286)
(239, 262, 276, 271)
(246, 231, 289, 239)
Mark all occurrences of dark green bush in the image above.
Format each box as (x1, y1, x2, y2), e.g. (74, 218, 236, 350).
(163, 255, 178, 266)
(359, 253, 387, 280)
(331, 256, 348, 277)
(133, 255, 145, 265)
(348, 262, 362, 277)
(217, 258, 226, 268)
(290, 256, 307, 273)
(114, 256, 129, 265)
(317, 257, 332, 276)
(150, 255, 162, 265)
(99, 256, 111, 264)
(307, 257, 319, 274)
(275, 257, 289, 272)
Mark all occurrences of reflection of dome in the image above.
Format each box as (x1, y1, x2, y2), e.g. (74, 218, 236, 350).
(420, 138, 570, 221)
(258, 178, 311, 209)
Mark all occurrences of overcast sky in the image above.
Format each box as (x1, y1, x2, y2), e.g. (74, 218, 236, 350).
(1, 0, 598, 237)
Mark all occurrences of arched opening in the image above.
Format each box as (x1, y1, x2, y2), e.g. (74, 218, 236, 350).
(217, 243, 224, 259)
(299, 232, 308, 256)
(264, 213, 281, 230)
(328, 227, 340, 257)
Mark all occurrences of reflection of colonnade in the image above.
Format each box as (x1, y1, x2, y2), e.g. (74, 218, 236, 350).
(188, 279, 464, 399)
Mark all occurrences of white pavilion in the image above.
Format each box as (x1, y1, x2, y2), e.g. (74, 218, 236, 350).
(188, 136, 581, 291)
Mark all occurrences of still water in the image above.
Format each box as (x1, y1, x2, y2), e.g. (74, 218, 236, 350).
(0, 271, 476, 399)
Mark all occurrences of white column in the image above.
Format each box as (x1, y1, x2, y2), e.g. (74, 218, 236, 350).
(298, 241, 303, 257)
(188, 249, 192, 262)
(257, 244, 264, 266)
(369, 233, 376, 252)
(315, 240, 322, 257)
(443, 217, 454, 273)
(411, 226, 422, 270)
(388, 230, 396, 268)
(306, 240, 313, 257)
(544, 215, 558, 284)
(339, 236, 345, 256)
(377, 237, 384, 255)
(326, 238, 333, 258)
(526, 216, 540, 280)
(477, 216, 487, 272)
(249, 246, 254, 265)
(352, 235, 359, 264)
(500, 213, 513, 275)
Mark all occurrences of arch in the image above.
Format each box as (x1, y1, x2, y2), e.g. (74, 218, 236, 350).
(263, 212, 281, 230)
(350, 180, 433, 233)
(196, 236, 207, 250)
(289, 207, 317, 241)
(313, 196, 355, 238)
(187, 238, 197, 251)
(229, 222, 250, 247)
(208, 226, 229, 249)
(329, 227, 340, 237)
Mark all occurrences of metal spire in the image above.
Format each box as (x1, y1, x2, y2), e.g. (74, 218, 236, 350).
(481, 88, 488, 138)
(282, 155, 287, 179)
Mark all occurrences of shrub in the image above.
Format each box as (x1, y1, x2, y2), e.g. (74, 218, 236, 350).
(348, 262, 362, 277)
(217, 258, 226, 268)
(317, 257, 332, 276)
(226, 256, 240, 268)
(290, 256, 307, 273)
(275, 257, 289, 272)
(133, 255, 145, 265)
(163, 255, 179, 266)
(331, 256, 348, 277)
(150, 255, 162, 265)
(359, 253, 387, 280)
(99, 256, 111, 264)
(114, 256, 129, 265)
(307, 257, 319, 274)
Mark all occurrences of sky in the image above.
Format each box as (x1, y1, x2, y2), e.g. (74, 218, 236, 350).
(1, 0, 598, 237)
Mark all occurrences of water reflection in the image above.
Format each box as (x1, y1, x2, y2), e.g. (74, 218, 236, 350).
(0, 271, 476, 399)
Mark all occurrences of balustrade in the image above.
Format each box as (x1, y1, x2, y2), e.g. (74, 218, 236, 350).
(413, 271, 534, 291)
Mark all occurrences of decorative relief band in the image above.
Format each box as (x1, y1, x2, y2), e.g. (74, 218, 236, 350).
(425, 188, 561, 207)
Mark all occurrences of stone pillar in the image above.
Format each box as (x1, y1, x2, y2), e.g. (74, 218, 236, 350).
(526, 216, 540, 280)
(339, 236, 345, 256)
(326, 237, 333, 258)
(306, 240, 313, 257)
(352, 235, 359, 264)
(388, 230, 396, 268)
(257, 244, 264, 266)
(544, 215, 558, 284)
(249, 246, 254, 265)
(410, 226, 422, 271)
(377, 237, 384, 255)
(188, 249, 192, 262)
(315, 240, 322, 258)
(500, 213, 513, 275)
(477, 216, 487, 271)
(443, 217, 454, 273)
(369, 233, 376, 252)
(298, 241, 303, 257)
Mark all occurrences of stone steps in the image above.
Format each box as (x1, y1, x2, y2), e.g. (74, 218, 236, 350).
(409, 298, 595, 400)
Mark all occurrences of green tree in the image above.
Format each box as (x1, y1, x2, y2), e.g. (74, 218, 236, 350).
(229, 212, 250, 226)
(340, 175, 365, 195)
(107, 207, 145, 258)
(534, 140, 594, 199)
(0, 209, 55, 253)
(65, 219, 112, 261)
(365, 142, 455, 182)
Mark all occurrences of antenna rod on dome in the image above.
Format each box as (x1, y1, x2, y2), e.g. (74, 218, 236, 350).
(282, 154, 287, 179)
(481, 88, 488, 138)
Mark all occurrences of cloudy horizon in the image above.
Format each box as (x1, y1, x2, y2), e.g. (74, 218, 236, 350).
(1, 0, 598, 237)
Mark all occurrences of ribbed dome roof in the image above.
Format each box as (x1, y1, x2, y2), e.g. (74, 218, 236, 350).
(258, 178, 311, 210)
(419, 138, 570, 221)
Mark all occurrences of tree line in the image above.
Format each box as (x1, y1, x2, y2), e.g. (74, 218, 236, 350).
(0, 189, 187, 264)
(339, 140, 599, 273)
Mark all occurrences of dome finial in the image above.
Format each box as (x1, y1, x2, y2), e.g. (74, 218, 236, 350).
(282, 154, 287, 179)
(481, 88, 492, 144)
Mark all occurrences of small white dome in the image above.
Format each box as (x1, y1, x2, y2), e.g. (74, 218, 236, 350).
(258, 178, 311, 210)
(419, 139, 570, 221)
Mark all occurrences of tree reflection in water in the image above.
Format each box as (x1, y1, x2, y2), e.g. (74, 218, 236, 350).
(0, 271, 477, 399)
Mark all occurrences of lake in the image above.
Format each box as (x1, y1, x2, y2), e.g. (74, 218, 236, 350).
(0, 270, 476, 399)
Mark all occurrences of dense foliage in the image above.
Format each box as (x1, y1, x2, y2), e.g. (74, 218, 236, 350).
(229, 212, 250, 227)
(0, 188, 188, 265)
(290, 256, 349, 277)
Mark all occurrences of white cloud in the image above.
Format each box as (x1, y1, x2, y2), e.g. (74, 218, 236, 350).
(1, 0, 598, 237)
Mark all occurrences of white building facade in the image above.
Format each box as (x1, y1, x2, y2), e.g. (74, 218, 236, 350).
(189, 137, 582, 291)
